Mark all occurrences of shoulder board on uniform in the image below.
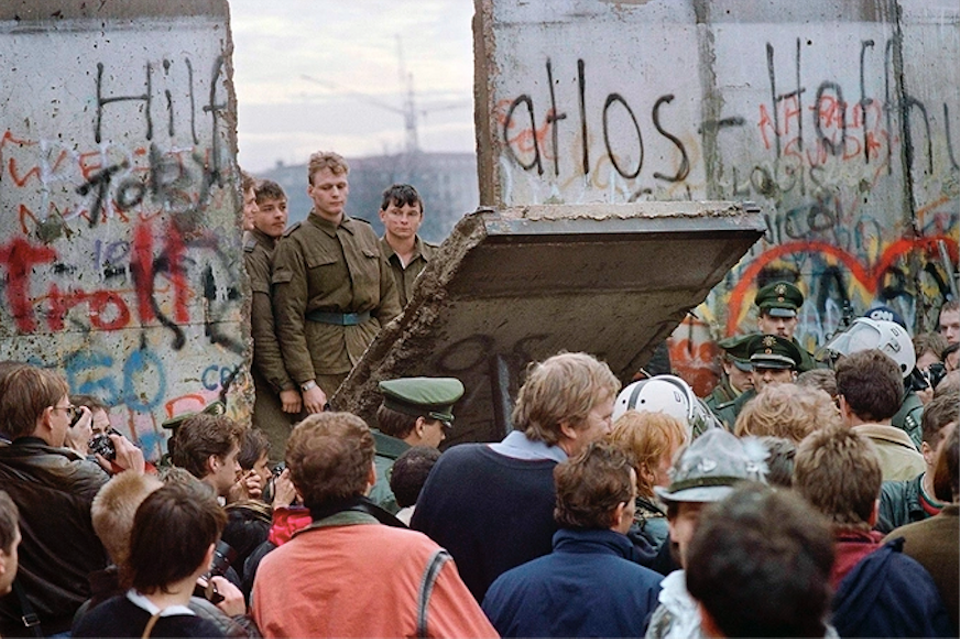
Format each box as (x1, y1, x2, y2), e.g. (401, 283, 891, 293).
(715, 398, 738, 410)
(424, 240, 441, 249)
(243, 235, 258, 253)
(282, 221, 303, 237)
(352, 217, 372, 226)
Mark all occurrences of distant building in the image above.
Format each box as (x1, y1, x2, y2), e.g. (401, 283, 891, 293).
(259, 152, 479, 244)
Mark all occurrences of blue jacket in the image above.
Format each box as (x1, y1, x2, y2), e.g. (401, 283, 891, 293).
(482, 528, 662, 637)
(832, 537, 953, 637)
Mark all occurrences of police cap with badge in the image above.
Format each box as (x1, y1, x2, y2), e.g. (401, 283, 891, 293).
(378, 377, 464, 428)
(717, 334, 753, 372)
(755, 281, 804, 318)
(749, 334, 803, 370)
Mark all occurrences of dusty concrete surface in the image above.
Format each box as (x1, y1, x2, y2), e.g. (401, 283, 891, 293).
(334, 201, 764, 444)
(0, 0, 246, 459)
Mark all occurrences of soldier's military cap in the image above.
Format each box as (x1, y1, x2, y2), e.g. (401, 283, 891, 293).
(378, 377, 465, 427)
(755, 281, 804, 318)
(749, 334, 803, 370)
(161, 400, 227, 431)
(717, 334, 753, 372)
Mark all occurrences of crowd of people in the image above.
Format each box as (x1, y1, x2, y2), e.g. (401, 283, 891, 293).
(0, 149, 957, 638)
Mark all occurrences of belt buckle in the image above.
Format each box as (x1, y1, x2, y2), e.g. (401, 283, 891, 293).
(22, 613, 40, 628)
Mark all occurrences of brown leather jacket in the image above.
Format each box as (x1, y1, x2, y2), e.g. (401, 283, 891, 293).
(0, 438, 109, 636)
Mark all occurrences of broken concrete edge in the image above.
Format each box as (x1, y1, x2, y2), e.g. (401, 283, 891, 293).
(473, 0, 500, 207)
(332, 211, 491, 425)
(501, 201, 745, 221)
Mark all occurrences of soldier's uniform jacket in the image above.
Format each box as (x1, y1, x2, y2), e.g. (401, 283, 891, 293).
(271, 213, 402, 383)
(794, 338, 819, 373)
(379, 235, 438, 308)
(712, 388, 756, 431)
(244, 229, 295, 393)
(704, 376, 739, 411)
(891, 390, 924, 449)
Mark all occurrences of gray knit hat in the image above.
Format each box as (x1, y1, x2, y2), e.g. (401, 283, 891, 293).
(654, 429, 768, 503)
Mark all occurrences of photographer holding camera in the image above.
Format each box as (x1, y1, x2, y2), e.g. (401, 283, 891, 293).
(0, 366, 144, 636)
(74, 482, 237, 637)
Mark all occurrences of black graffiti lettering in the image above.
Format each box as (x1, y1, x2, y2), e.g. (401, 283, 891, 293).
(201, 56, 228, 190)
(902, 94, 933, 175)
(652, 94, 690, 182)
(879, 265, 910, 302)
(545, 59, 567, 177)
(766, 43, 781, 158)
(201, 264, 244, 354)
(115, 178, 146, 211)
(603, 93, 642, 179)
(859, 39, 875, 163)
(185, 58, 200, 145)
(504, 94, 543, 175)
(436, 334, 497, 374)
(95, 62, 153, 144)
(815, 81, 846, 157)
(883, 38, 896, 174)
(945, 104, 959, 171)
(816, 266, 849, 315)
(75, 161, 128, 227)
(750, 165, 778, 198)
(578, 59, 589, 176)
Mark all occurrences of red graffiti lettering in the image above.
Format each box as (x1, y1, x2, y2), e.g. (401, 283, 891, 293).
(0, 238, 57, 332)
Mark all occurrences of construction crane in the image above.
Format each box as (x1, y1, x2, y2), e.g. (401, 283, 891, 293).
(301, 35, 467, 155)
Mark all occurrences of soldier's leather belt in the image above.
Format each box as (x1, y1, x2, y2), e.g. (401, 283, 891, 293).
(306, 310, 371, 326)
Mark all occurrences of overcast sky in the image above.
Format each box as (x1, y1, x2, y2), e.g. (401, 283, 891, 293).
(229, 0, 476, 172)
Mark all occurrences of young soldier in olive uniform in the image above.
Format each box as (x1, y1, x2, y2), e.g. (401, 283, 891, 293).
(369, 377, 464, 514)
(244, 180, 300, 459)
(755, 281, 818, 372)
(272, 152, 402, 413)
(704, 335, 754, 411)
(713, 334, 802, 430)
(378, 184, 439, 308)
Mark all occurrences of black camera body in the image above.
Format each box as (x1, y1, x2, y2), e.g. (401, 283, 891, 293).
(88, 429, 119, 461)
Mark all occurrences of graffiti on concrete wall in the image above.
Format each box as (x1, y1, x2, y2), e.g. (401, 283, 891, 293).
(0, 17, 246, 458)
(479, 4, 959, 394)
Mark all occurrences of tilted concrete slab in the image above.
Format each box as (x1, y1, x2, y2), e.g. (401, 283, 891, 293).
(334, 201, 764, 445)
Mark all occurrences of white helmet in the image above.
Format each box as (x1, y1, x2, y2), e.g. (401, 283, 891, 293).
(821, 317, 916, 378)
(613, 375, 720, 437)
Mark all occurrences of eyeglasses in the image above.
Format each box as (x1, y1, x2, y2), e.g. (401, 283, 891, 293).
(50, 404, 79, 421)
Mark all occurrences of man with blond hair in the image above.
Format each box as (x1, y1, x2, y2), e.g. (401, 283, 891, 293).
(734, 383, 839, 441)
(272, 151, 401, 413)
(412, 351, 621, 601)
(794, 425, 952, 637)
(0, 366, 143, 636)
(251, 412, 496, 638)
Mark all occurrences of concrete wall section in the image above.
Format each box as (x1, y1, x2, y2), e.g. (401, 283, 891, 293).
(0, 1, 247, 458)
(335, 202, 763, 444)
(475, 0, 959, 393)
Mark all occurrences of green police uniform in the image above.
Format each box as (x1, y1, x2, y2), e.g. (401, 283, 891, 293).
(368, 377, 464, 514)
(705, 334, 754, 412)
(271, 214, 402, 399)
(379, 235, 439, 308)
(244, 229, 298, 460)
(755, 281, 819, 373)
(891, 390, 924, 449)
(711, 334, 802, 430)
(704, 378, 738, 411)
